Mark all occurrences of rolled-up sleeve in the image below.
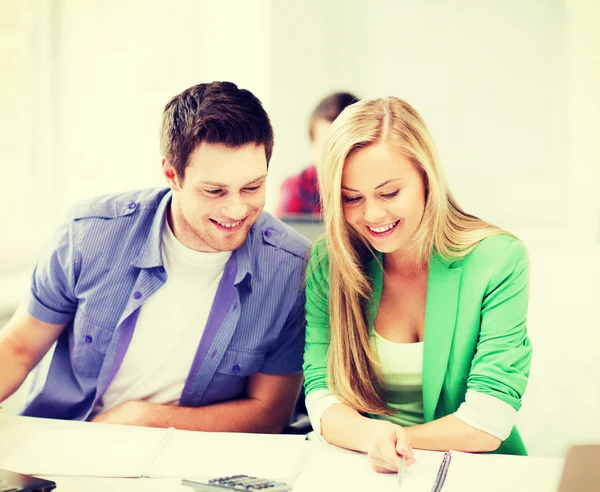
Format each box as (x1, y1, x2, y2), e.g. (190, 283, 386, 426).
(466, 239, 532, 412)
(454, 389, 517, 440)
(28, 220, 79, 325)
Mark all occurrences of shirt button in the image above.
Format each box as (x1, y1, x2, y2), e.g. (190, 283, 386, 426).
(232, 364, 241, 374)
(128, 202, 137, 210)
(133, 291, 142, 300)
(85, 335, 93, 344)
(264, 229, 273, 237)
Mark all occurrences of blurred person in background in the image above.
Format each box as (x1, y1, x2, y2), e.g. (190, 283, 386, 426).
(0, 81, 309, 434)
(277, 91, 359, 217)
(303, 97, 532, 472)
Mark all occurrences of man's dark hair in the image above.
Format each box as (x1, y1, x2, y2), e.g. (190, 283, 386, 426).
(160, 81, 274, 179)
(309, 91, 360, 141)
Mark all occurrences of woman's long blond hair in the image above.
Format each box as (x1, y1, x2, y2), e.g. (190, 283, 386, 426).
(317, 97, 511, 414)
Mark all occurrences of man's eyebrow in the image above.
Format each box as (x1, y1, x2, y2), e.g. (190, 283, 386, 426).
(198, 174, 268, 188)
(242, 174, 268, 186)
(341, 177, 404, 192)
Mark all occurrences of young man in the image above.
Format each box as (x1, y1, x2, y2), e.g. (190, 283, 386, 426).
(0, 82, 310, 433)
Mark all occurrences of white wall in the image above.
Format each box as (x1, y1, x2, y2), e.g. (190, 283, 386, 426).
(565, 0, 600, 244)
(0, 1, 38, 262)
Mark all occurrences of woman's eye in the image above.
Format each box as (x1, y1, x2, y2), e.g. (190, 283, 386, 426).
(381, 190, 400, 199)
(342, 195, 362, 204)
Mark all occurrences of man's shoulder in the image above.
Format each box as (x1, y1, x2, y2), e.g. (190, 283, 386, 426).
(249, 212, 311, 260)
(68, 188, 170, 221)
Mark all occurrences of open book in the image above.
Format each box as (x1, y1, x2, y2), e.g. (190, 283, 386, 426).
(1, 424, 310, 482)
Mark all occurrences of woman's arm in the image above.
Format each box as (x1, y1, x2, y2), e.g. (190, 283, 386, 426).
(320, 402, 405, 452)
(405, 414, 501, 452)
(321, 402, 414, 472)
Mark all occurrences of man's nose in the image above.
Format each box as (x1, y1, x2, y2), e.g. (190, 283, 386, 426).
(221, 199, 248, 221)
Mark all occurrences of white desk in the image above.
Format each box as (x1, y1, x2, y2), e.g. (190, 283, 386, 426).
(0, 415, 564, 492)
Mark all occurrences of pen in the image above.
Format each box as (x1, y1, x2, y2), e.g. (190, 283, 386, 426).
(397, 454, 406, 488)
(432, 451, 452, 492)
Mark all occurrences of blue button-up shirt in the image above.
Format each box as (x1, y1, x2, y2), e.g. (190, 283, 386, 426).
(22, 188, 310, 420)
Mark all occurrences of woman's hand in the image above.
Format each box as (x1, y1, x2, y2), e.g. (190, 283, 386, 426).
(367, 421, 416, 473)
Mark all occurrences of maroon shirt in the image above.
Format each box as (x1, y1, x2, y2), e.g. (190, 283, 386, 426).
(277, 165, 321, 216)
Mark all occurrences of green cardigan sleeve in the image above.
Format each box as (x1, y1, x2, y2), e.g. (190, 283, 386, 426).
(302, 238, 333, 395)
(467, 239, 532, 411)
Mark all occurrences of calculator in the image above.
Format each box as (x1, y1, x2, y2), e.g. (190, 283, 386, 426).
(182, 474, 292, 491)
(0, 469, 56, 492)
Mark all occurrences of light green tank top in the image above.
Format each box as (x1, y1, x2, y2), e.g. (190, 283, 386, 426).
(367, 331, 425, 427)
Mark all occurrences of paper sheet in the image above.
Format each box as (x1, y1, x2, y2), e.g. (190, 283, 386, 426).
(293, 444, 446, 492)
(2, 425, 167, 477)
(400, 449, 449, 492)
(2, 424, 309, 482)
(442, 451, 564, 492)
(149, 429, 309, 481)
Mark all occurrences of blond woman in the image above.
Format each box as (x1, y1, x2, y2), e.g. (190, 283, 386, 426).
(303, 97, 532, 473)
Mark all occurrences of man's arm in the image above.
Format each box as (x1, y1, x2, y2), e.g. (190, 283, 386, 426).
(92, 371, 303, 433)
(0, 303, 67, 404)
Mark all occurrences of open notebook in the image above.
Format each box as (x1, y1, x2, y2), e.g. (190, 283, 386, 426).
(1, 424, 310, 482)
(294, 444, 564, 492)
(400, 450, 563, 492)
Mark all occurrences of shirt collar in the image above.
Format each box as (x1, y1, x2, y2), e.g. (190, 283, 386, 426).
(131, 190, 172, 269)
(233, 228, 254, 287)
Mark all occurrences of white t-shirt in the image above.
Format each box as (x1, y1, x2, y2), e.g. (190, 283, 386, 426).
(96, 220, 231, 414)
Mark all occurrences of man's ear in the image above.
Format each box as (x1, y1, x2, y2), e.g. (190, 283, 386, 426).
(162, 158, 182, 190)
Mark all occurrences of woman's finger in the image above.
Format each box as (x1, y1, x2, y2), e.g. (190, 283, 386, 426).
(369, 456, 398, 473)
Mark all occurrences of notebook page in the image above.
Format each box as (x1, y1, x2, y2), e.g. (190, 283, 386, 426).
(147, 429, 308, 481)
(399, 449, 447, 492)
(442, 451, 564, 492)
(2, 424, 167, 477)
(292, 444, 445, 491)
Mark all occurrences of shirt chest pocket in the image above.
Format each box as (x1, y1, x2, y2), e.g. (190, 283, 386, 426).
(71, 312, 116, 378)
(215, 349, 266, 377)
(198, 349, 267, 405)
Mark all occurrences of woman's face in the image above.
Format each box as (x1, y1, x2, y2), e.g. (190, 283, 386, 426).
(341, 141, 426, 254)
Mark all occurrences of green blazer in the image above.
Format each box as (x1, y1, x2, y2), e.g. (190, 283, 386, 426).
(303, 234, 532, 455)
